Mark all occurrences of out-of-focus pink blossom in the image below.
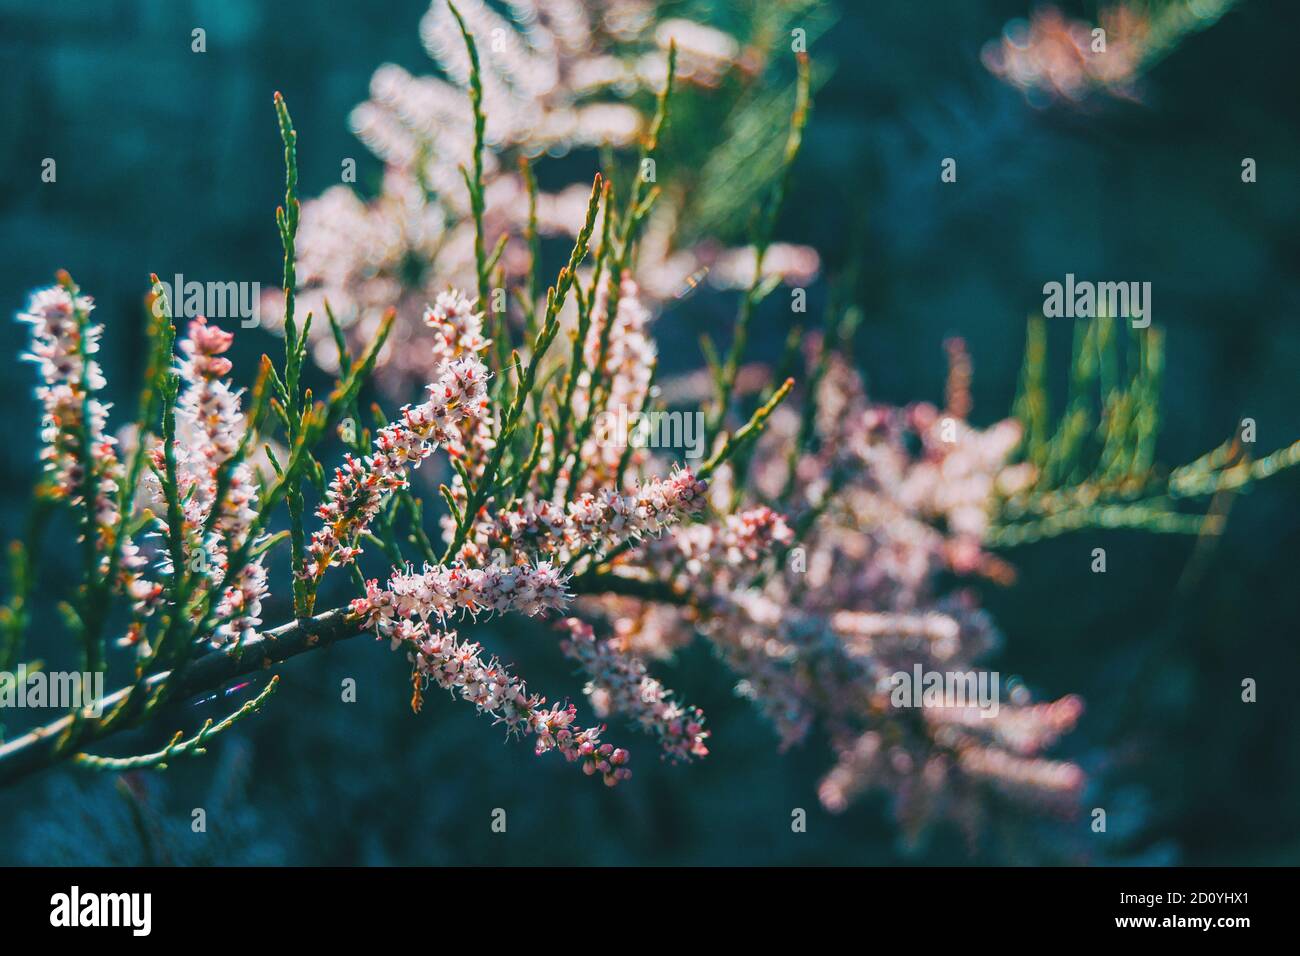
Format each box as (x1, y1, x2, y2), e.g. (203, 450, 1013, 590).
(269, 0, 819, 398)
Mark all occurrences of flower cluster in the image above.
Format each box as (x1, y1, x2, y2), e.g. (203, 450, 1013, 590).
(305, 350, 489, 578)
(13, 20, 1300, 863)
(982, 5, 1148, 103)
(566, 467, 708, 545)
(19, 285, 158, 610)
(167, 316, 268, 644)
(348, 565, 628, 785)
(982, 1, 1237, 105)
(395, 619, 629, 785)
(486, 467, 709, 565)
(576, 335, 1089, 848)
(652, 505, 794, 581)
(295, 246, 709, 785)
(568, 272, 657, 491)
(423, 290, 498, 490)
(20, 286, 110, 499)
(424, 288, 491, 369)
(350, 560, 571, 631)
(265, 0, 818, 397)
(17, 283, 273, 654)
(560, 617, 709, 764)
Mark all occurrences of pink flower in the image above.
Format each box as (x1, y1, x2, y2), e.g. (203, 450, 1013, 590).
(162, 315, 268, 644)
(560, 618, 709, 763)
(381, 616, 631, 786)
(306, 351, 489, 578)
(180, 315, 235, 380)
(424, 289, 490, 367)
(20, 284, 159, 612)
(350, 560, 572, 630)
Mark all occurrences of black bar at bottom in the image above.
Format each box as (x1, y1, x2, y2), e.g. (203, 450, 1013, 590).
(0, 865, 1285, 939)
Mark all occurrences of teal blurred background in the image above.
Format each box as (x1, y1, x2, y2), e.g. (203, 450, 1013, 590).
(1, 0, 1298, 864)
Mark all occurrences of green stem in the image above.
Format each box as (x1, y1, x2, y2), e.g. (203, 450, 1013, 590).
(706, 51, 810, 449)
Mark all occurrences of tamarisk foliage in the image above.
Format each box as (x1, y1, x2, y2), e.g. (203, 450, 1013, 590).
(3, 6, 1297, 858)
(990, 315, 1300, 546)
(268, 0, 823, 400)
(0, 31, 780, 789)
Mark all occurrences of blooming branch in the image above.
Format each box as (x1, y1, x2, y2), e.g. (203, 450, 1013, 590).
(560, 617, 709, 764)
(305, 349, 489, 579)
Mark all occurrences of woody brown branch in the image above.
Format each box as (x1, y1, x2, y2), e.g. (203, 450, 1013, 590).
(0, 607, 355, 787)
(0, 573, 693, 787)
